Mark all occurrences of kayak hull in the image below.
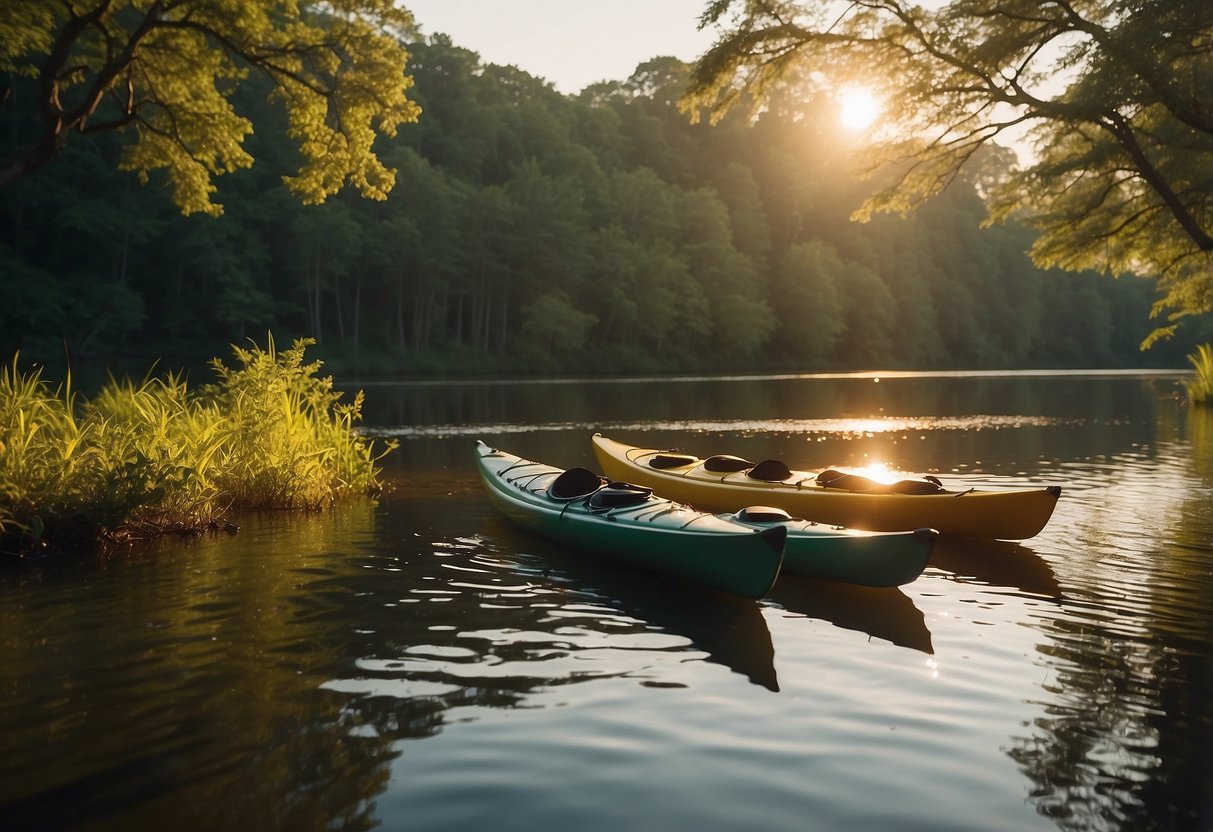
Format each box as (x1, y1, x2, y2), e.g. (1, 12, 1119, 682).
(592, 434, 1061, 540)
(731, 516, 936, 586)
(474, 441, 786, 598)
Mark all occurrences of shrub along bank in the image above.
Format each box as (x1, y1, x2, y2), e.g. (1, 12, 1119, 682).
(0, 337, 394, 556)
(1187, 344, 1213, 405)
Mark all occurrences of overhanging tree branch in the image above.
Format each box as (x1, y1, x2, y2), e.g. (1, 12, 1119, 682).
(1099, 111, 1213, 251)
(682, 0, 1213, 329)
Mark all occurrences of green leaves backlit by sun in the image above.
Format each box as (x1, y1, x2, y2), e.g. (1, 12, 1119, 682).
(0, 0, 422, 216)
(682, 0, 1213, 339)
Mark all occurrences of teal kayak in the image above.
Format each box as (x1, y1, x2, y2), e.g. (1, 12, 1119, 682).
(474, 441, 786, 598)
(726, 506, 936, 587)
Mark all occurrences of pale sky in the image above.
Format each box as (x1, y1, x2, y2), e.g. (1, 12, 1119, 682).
(403, 1, 718, 93)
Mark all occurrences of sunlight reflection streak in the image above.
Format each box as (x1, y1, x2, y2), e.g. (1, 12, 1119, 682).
(364, 415, 1072, 439)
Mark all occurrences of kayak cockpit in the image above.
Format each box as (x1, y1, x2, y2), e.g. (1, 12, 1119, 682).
(816, 468, 946, 494)
(587, 483, 653, 509)
(547, 466, 654, 510)
(549, 466, 602, 500)
(735, 506, 794, 523)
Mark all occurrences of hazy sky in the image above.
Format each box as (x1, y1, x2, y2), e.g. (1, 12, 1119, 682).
(404, 1, 718, 93)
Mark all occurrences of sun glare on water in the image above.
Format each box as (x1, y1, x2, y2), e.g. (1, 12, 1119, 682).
(838, 86, 881, 130)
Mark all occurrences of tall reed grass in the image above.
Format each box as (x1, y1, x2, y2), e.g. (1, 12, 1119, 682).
(0, 337, 395, 555)
(1186, 343, 1213, 405)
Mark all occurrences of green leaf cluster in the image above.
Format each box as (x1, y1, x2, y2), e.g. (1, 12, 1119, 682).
(0, 0, 420, 215)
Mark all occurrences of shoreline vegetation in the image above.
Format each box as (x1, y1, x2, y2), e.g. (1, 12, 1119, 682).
(0, 337, 395, 558)
(1187, 344, 1213, 405)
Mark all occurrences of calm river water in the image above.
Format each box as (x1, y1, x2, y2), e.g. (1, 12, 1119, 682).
(2, 371, 1211, 832)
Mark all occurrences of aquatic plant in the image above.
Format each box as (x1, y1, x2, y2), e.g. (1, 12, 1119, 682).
(1186, 343, 1213, 405)
(0, 338, 394, 555)
(202, 336, 391, 509)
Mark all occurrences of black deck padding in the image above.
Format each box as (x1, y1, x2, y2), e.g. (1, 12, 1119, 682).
(649, 453, 697, 469)
(746, 459, 792, 481)
(588, 484, 652, 508)
(703, 454, 754, 473)
(549, 467, 603, 500)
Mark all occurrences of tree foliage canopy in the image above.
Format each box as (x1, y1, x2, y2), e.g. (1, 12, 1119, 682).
(3, 33, 1206, 375)
(0, 0, 421, 215)
(681, 0, 1213, 342)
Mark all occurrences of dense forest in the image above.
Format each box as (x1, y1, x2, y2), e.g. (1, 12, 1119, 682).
(3, 34, 1210, 380)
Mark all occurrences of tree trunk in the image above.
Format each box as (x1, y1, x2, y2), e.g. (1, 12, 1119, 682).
(78, 227, 132, 355)
(334, 273, 345, 343)
(470, 277, 483, 349)
(411, 287, 424, 350)
(498, 289, 509, 353)
(352, 272, 361, 355)
(397, 271, 406, 350)
(311, 258, 323, 343)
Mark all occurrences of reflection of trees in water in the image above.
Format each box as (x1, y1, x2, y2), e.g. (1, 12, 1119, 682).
(9, 493, 760, 830)
(1009, 616, 1210, 832)
(1187, 407, 1213, 485)
(6, 376, 1204, 831)
(0, 502, 402, 832)
(1004, 407, 1213, 832)
(377, 375, 1183, 483)
(362, 374, 1178, 431)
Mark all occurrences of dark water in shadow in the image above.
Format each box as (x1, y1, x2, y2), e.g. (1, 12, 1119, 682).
(1, 371, 1210, 831)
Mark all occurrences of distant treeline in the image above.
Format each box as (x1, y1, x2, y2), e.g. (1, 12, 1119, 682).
(2, 36, 1209, 379)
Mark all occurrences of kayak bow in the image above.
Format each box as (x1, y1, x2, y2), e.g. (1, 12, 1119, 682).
(727, 505, 936, 586)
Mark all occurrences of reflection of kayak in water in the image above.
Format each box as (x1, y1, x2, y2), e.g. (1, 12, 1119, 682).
(929, 537, 1062, 600)
(766, 579, 934, 655)
(479, 514, 780, 692)
(592, 433, 1062, 540)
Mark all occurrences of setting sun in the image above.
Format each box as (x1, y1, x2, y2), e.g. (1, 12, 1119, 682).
(838, 86, 881, 130)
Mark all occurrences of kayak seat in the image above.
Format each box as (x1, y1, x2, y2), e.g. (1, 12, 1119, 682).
(889, 476, 945, 494)
(549, 467, 604, 501)
(703, 454, 754, 473)
(817, 469, 886, 492)
(817, 469, 945, 494)
(649, 453, 697, 469)
(746, 459, 792, 481)
(588, 482, 653, 509)
(737, 506, 793, 523)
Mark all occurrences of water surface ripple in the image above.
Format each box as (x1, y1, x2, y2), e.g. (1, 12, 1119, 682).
(1, 373, 1210, 832)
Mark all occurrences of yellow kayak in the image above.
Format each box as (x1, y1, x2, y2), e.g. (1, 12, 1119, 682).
(591, 434, 1062, 540)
